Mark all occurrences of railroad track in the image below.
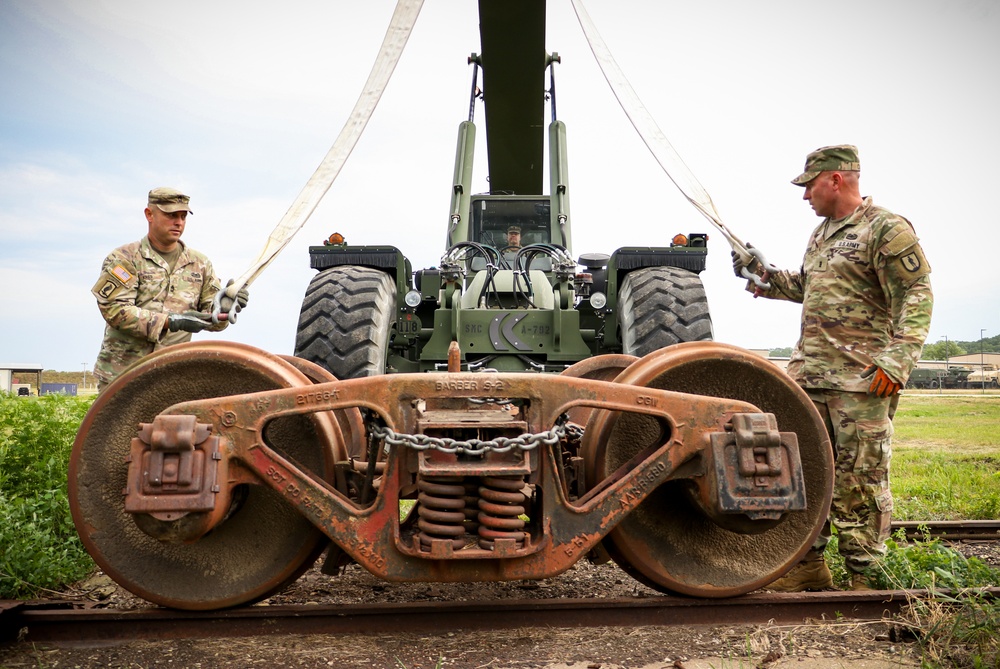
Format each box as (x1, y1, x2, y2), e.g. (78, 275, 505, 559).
(6, 590, 992, 644)
(892, 520, 1000, 541)
(2, 520, 997, 644)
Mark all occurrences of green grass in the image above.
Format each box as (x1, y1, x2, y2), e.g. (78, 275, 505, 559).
(0, 392, 96, 598)
(893, 395, 1000, 450)
(891, 395, 1000, 521)
(892, 451, 1000, 520)
(837, 396, 1000, 668)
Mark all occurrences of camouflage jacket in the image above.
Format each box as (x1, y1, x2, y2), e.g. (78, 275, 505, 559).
(753, 197, 933, 392)
(92, 236, 226, 386)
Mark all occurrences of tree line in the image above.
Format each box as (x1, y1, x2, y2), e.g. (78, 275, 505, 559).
(770, 334, 1000, 362)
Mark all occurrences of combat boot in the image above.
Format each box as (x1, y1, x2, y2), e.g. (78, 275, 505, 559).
(766, 552, 834, 592)
(849, 572, 873, 591)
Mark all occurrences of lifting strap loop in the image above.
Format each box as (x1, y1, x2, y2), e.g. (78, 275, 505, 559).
(222, 0, 424, 302)
(569, 0, 753, 258)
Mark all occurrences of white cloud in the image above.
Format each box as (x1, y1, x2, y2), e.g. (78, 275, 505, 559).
(1, 0, 998, 370)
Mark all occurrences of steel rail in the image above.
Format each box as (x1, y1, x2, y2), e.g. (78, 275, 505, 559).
(891, 520, 1000, 541)
(2, 520, 996, 644)
(10, 590, 999, 644)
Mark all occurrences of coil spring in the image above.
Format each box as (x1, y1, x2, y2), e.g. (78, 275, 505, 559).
(416, 475, 468, 550)
(478, 476, 528, 550)
(462, 480, 480, 535)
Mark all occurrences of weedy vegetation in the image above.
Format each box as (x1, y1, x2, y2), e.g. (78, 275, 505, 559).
(873, 529, 1000, 668)
(0, 392, 95, 598)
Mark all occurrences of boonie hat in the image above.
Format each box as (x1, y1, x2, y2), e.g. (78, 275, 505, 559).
(791, 145, 860, 185)
(148, 187, 193, 214)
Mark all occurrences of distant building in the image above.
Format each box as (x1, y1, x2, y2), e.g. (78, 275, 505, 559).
(748, 349, 790, 371)
(1, 364, 43, 394)
(915, 353, 1000, 372)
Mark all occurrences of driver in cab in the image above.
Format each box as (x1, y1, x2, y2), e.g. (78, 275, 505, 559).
(504, 225, 522, 251)
(501, 224, 522, 262)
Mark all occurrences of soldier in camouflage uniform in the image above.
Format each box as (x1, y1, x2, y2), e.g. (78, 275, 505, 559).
(732, 145, 933, 591)
(92, 187, 248, 393)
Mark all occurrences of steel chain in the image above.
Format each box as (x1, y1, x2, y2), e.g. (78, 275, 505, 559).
(563, 421, 585, 444)
(371, 422, 566, 455)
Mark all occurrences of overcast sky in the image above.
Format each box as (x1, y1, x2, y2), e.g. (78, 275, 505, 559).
(2, 0, 998, 374)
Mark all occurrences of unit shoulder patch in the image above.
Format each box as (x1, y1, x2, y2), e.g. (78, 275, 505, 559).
(92, 263, 136, 300)
(891, 244, 931, 283)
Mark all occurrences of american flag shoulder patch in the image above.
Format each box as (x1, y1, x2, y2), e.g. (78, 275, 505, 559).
(111, 265, 133, 285)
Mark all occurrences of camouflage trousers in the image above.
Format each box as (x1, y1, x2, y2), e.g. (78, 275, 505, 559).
(806, 389, 898, 574)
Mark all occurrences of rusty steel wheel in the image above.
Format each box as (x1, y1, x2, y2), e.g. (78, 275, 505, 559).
(561, 354, 639, 566)
(582, 342, 833, 598)
(280, 354, 367, 459)
(69, 341, 344, 610)
(559, 354, 638, 428)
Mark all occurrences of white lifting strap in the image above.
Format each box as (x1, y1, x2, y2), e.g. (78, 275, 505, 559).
(223, 0, 424, 301)
(569, 0, 752, 259)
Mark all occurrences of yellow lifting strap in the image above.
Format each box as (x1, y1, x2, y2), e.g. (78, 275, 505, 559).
(218, 0, 424, 308)
(569, 0, 754, 260)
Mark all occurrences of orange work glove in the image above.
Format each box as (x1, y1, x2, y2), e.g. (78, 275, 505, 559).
(861, 365, 902, 397)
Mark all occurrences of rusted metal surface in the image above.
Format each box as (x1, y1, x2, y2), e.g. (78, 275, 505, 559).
(70, 340, 830, 610)
(583, 343, 834, 598)
(68, 342, 343, 611)
(157, 361, 788, 584)
(9, 590, 998, 644)
(280, 354, 366, 459)
(559, 354, 637, 428)
(707, 412, 807, 521)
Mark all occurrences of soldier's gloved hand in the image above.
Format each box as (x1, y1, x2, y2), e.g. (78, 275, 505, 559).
(861, 365, 902, 397)
(218, 279, 249, 316)
(168, 311, 213, 333)
(731, 244, 760, 279)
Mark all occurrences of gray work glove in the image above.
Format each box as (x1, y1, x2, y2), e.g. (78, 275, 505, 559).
(168, 311, 213, 333)
(731, 244, 761, 279)
(218, 279, 249, 316)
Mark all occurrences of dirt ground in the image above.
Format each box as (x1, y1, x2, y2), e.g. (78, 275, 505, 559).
(0, 562, 935, 669)
(0, 623, 920, 669)
(3, 542, 996, 668)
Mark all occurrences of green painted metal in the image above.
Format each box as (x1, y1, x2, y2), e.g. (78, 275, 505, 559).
(302, 0, 710, 376)
(447, 121, 476, 248)
(549, 119, 572, 252)
(477, 0, 547, 195)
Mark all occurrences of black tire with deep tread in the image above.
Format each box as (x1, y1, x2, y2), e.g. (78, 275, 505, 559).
(295, 267, 396, 379)
(618, 266, 713, 356)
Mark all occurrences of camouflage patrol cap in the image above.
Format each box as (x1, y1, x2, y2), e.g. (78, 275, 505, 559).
(148, 187, 193, 214)
(507, 225, 521, 234)
(791, 145, 860, 185)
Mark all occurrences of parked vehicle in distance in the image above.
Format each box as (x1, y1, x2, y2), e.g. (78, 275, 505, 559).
(966, 364, 1000, 389)
(907, 366, 972, 389)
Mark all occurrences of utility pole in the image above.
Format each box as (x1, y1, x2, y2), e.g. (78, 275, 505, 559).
(82, 363, 87, 392)
(941, 335, 948, 394)
(981, 330, 987, 394)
